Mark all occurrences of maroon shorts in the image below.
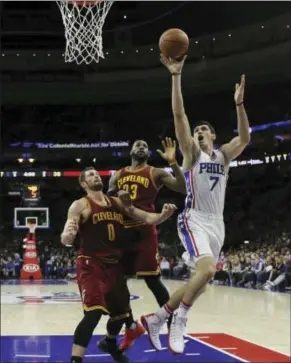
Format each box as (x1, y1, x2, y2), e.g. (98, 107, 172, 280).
(120, 225, 160, 276)
(76, 256, 130, 318)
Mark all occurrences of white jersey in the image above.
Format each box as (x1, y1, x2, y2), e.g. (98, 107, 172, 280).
(184, 149, 228, 216)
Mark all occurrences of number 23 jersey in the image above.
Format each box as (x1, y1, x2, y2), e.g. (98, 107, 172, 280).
(116, 165, 160, 228)
(184, 149, 228, 216)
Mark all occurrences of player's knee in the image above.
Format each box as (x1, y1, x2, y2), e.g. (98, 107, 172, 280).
(85, 309, 103, 325)
(203, 265, 216, 280)
(196, 258, 216, 281)
(81, 309, 103, 332)
(199, 284, 207, 294)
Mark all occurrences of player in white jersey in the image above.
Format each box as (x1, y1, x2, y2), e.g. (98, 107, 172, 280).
(141, 55, 251, 354)
(179, 137, 227, 267)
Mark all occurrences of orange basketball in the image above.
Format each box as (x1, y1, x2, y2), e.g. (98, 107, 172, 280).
(159, 28, 189, 60)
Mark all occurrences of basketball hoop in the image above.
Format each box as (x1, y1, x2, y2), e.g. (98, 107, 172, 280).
(27, 222, 36, 234)
(56, 0, 114, 65)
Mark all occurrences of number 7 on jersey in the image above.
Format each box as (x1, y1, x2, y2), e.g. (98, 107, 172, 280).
(209, 176, 219, 191)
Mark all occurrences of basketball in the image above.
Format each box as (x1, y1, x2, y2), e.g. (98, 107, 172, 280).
(159, 28, 189, 60)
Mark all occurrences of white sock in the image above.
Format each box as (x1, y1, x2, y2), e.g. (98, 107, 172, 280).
(177, 300, 192, 319)
(155, 303, 174, 321)
(129, 322, 137, 330)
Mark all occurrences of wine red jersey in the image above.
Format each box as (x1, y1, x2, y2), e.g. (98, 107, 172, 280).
(78, 196, 124, 261)
(116, 165, 160, 228)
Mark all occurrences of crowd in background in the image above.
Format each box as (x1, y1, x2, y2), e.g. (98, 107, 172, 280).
(213, 231, 291, 291)
(159, 231, 291, 292)
(0, 239, 77, 280)
(1, 228, 290, 293)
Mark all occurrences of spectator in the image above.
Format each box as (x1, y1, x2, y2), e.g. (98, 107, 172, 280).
(168, 258, 176, 278)
(256, 256, 273, 287)
(160, 257, 171, 279)
(219, 251, 226, 262)
(264, 256, 287, 291)
(244, 255, 264, 288)
(5, 257, 15, 278)
(14, 253, 22, 278)
(172, 258, 186, 279)
(237, 257, 252, 286)
(214, 259, 231, 285)
(230, 255, 242, 286)
(45, 258, 53, 278)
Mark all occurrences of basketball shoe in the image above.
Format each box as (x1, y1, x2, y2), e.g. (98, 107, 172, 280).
(119, 321, 145, 350)
(97, 336, 129, 363)
(168, 312, 187, 354)
(140, 314, 164, 351)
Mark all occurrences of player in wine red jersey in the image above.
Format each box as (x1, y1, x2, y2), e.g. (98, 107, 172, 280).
(61, 167, 177, 363)
(107, 137, 186, 349)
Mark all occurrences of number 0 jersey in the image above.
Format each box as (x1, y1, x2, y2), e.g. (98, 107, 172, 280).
(78, 196, 124, 261)
(184, 149, 228, 216)
(116, 165, 160, 228)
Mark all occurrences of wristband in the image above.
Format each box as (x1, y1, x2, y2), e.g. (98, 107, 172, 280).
(169, 161, 177, 166)
(236, 102, 244, 106)
(172, 73, 181, 76)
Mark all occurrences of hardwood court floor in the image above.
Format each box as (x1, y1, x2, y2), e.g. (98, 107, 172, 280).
(1, 279, 290, 362)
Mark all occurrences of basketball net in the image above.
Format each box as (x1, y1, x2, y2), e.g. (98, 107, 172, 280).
(27, 222, 36, 234)
(56, 0, 114, 65)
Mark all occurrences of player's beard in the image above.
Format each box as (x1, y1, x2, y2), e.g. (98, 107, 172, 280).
(132, 151, 148, 163)
(88, 181, 103, 191)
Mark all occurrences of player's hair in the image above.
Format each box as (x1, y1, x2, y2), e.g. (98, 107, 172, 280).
(79, 167, 95, 185)
(193, 121, 216, 135)
(131, 139, 148, 149)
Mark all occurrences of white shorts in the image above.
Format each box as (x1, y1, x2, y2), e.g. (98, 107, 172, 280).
(177, 209, 225, 269)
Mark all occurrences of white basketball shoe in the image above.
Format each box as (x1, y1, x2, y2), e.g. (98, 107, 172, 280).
(141, 314, 164, 351)
(168, 313, 187, 354)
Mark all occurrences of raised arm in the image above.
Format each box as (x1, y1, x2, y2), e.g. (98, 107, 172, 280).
(160, 55, 200, 168)
(61, 199, 86, 245)
(156, 137, 186, 194)
(221, 75, 250, 162)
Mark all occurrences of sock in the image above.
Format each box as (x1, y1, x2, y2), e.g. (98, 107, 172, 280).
(177, 300, 192, 318)
(71, 356, 83, 363)
(125, 310, 136, 330)
(156, 303, 174, 321)
(128, 322, 137, 330)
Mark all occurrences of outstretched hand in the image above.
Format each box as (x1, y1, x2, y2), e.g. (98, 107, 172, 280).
(160, 54, 187, 74)
(234, 74, 245, 105)
(157, 137, 177, 164)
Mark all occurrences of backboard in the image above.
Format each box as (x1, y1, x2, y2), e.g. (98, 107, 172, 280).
(14, 208, 50, 229)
